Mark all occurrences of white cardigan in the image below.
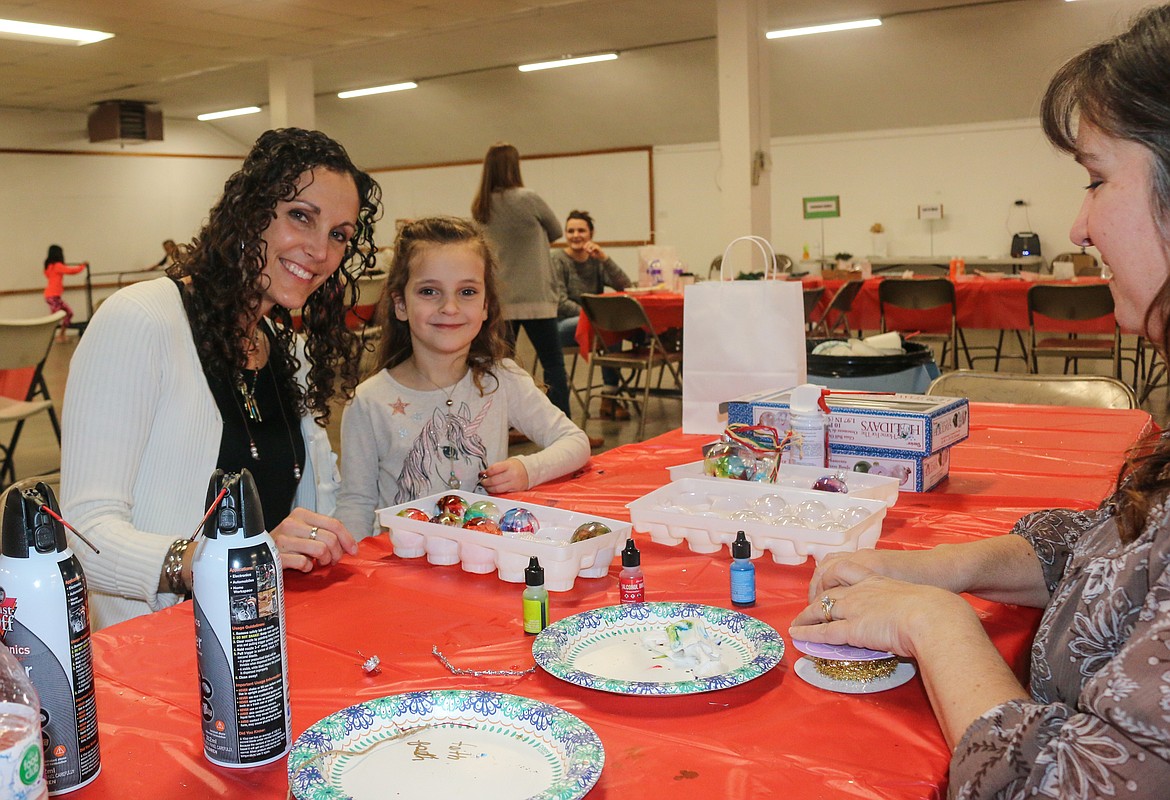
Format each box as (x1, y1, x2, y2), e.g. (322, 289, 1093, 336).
(61, 278, 339, 630)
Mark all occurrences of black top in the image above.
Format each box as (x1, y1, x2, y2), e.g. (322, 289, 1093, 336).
(205, 325, 306, 534)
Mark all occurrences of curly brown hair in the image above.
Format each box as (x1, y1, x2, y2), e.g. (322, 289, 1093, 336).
(372, 216, 509, 394)
(170, 128, 382, 426)
(1040, 5, 1170, 543)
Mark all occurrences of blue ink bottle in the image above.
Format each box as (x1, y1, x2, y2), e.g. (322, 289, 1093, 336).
(730, 530, 756, 607)
(523, 556, 549, 634)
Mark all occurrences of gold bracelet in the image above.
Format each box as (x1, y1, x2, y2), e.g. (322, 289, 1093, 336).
(163, 538, 191, 595)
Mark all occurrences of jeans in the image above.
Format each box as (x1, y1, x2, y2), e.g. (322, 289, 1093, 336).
(508, 317, 571, 416)
(558, 315, 621, 389)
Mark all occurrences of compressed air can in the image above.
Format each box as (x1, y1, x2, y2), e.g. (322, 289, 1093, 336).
(0, 482, 101, 794)
(191, 469, 290, 768)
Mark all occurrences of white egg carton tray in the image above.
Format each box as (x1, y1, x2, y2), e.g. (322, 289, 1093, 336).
(626, 478, 888, 565)
(376, 490, 629, 592)
(666, 461, 900, 508)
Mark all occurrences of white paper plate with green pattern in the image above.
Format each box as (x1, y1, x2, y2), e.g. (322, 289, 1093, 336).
(287, 690, 603, 799)
(532, 602, 784, 695)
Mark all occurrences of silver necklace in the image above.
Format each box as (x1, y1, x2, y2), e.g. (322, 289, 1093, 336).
(229, 334, 302, 482)
(412, 361, 463, 490)
(236, 328, 264, 421)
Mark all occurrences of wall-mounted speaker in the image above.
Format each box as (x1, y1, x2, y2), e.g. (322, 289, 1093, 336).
(88, 100, 163, 143)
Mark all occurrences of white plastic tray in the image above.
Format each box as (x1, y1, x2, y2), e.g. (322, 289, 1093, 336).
(626, 478, 887, 565)
(667, 461, 900, 508)
(376, 490, 629, 591)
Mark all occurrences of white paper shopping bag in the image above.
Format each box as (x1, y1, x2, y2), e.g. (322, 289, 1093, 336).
(682, 236, 807, 434)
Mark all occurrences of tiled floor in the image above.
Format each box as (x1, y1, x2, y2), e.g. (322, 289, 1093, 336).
(6, 328, 1166, 491)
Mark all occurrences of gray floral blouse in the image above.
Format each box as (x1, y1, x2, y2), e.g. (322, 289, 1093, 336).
(949, 503, 1170, 798)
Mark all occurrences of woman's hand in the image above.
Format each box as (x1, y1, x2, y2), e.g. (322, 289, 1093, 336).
(584, 242, 607, 261)
(271, 507, 359, 573)
(479, 458, 530, 494)
(790, 572, 977, 659)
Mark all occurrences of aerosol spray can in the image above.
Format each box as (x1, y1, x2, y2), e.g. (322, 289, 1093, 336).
(192, 469, 290, 768)
(0, 482, 101, 794)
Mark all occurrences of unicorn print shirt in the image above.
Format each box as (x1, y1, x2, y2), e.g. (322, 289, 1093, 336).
(335, 358, 591, 539)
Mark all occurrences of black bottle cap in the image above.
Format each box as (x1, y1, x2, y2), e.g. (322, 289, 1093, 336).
(525, 556, 544, 586)
(621, 538, 640, 567)
(732, 530, 752, 559)
(2, 481, 66, 558)
(202, 469, 265, 540)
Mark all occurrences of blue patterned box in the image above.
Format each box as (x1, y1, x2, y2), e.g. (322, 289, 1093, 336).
(827, 444, 951, 493)
(727, 388, 969, 458)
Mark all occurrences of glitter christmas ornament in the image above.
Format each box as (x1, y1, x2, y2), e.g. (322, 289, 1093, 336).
(463, 500, 502, 524)
(463, 517, 503, 535)
(500, 507, 540, 533)
(396, 507, 429, 521)
(570, 521, 610, 543)
(431, 511, 462, 526)
(812, 473, 849, 493)
(436, 494, 469, 518)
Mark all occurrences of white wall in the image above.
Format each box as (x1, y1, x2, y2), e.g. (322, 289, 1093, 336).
(653, 119, 1088, 274)
(0, 110, 1094, 318)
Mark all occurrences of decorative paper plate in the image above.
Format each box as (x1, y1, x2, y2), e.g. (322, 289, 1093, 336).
(287, 690, 603, 800)
(532, 602, 784, 695)
(793, 657, 916, 695)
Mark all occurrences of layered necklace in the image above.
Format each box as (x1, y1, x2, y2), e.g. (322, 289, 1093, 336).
(232, 325, 303, 481)
(411, 360, 463, 490)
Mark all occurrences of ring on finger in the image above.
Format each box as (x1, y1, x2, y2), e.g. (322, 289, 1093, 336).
(820, 594, 836, 623)
(309, 526, 319, 541)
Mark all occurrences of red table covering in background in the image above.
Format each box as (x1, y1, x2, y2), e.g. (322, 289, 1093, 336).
(808, 276, 1115, 335)
(574, 291, 684, 355)
(79, 404, 1153, 799)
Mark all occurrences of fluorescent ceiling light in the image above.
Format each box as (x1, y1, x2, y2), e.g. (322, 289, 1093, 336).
(338, 81, 418, 99)
(767, 18, 881, 39)
(0, 18, 114, 45)
(519, 53, 618, 72)
(197, 106, 262, 122)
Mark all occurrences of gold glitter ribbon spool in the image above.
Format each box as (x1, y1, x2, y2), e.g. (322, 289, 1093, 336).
(810, 656, 898, 683)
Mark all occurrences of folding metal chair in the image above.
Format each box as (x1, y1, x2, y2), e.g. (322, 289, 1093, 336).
(878, 278, 971, 370)
(811, 280, 863, 338)
(1027, 283, 1120, 381)
(578, 293, 683, 440)
(926, 369, 1136, 409)
(0, 311, 65, 487)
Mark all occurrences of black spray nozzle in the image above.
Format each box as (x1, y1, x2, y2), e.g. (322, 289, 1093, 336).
(202, 469, 265, 540)
(2, 481, 66, 558)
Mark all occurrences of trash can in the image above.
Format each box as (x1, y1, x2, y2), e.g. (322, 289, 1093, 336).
(806, 338, 940, 394)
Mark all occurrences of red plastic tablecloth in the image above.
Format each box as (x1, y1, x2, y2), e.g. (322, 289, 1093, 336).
(574, 291, 684, 356)
(810, 276, 1115, 335)
(79, 404, 1153, 799)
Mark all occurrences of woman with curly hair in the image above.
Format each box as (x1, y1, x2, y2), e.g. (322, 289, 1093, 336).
(61, 128, 381, 629)
(790, 7, 1170, 795)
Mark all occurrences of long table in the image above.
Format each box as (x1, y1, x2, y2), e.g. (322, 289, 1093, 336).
(811, 275, 1115, 335)
(78, 404, 1153, 798)
(573, 290, 684, 355)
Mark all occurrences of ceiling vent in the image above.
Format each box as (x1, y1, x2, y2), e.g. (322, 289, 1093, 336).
(88, 100, 163, 143)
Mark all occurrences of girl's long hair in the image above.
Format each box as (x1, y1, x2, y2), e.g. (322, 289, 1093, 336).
(372, 216, 508, 394)
(471, 142, 523, 224)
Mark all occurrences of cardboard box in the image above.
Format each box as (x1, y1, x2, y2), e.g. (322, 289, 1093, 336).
(828, 445, 951, 493)
(727, 389, 969, 457)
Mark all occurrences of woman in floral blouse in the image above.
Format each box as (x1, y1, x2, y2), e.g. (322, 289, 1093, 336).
(791, 6, 1170, 797)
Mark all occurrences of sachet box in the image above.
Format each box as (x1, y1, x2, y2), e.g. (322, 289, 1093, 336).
(727, 388, 969, 457)
(827, 444, 952, 493)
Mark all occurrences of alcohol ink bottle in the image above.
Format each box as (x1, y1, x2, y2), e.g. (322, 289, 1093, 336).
(522, 556, 549, 634)
(619, 538, 645, 604)
(730, 531, 756, 607)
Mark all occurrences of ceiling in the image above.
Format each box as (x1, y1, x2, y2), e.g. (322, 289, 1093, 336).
(0, 0, 1033, 117)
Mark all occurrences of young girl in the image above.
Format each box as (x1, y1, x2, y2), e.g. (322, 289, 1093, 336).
(43, 244, 87, 339)
(334, 216, 591, 539)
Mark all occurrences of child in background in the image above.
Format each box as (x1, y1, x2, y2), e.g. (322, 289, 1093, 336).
(335, 216, 591, 539)
(43, 244, 88, 340)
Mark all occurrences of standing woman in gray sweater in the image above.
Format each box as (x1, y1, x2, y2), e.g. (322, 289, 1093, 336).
(472, 142, 571, 416)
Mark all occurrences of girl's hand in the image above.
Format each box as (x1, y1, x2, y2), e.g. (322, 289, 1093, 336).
(271, 507, 359, 573)
(479, 458, 530, 494)
(585, 242, 607, 261)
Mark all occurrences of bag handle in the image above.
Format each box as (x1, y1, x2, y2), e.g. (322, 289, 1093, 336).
(718, 235, 778, 281)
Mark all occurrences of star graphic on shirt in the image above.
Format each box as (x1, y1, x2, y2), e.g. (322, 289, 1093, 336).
(390, 397, 409, 415)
